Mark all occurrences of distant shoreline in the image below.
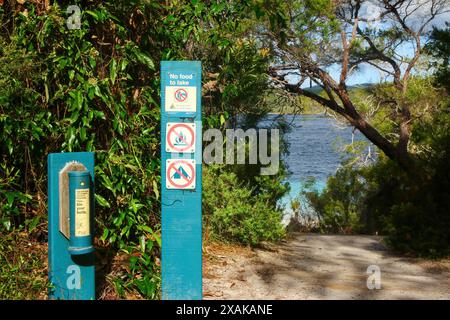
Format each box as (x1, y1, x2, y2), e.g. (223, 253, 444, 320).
(267, 111, 327, 116)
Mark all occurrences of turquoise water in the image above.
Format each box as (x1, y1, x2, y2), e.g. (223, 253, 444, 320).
(261, 114, 369, 219)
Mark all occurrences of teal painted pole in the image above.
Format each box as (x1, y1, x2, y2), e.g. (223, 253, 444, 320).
(48, 152, 95, 300)
(161, 61, 202, 300)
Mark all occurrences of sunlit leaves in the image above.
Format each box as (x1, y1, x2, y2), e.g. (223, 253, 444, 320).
(1, 1, 163, 298)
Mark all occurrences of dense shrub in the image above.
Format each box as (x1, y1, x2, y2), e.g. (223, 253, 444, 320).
(302, 93, 450, 257)
(365, 156, 450, 257)
(365, 99, 450, 257)
(203, 165, 287, 245)
(303, 164, 366, 234)
(1, 2, 164, 297)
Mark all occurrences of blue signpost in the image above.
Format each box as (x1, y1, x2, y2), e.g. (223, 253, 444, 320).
(161, 61, 202, 300)
(48, 152, 95, 300)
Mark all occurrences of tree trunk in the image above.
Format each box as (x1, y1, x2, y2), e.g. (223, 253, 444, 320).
(338, 92, 417, 174)
(351, 116, 416, 173)
(272, 70, 417, 174)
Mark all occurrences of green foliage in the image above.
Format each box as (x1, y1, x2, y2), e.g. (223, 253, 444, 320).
(347, 78, 443, 147)
(200, 38, 273, 128)
(0, 2, 164, 297)
(302, 81, 450, 256)
(187, 2, 291, 247)
(203, 166, 286, 245)
(303, 164, 366, 234)
(362, 151, 450, 258)
(0, 232, 49, 300)
(218, 39, 272, 126)
(426, 23, 450, 90)
(109, 245, 161, 299)
(279, 0, 338, 51)
(305, 152, 450, 257)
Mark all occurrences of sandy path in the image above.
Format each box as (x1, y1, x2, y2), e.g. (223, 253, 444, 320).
(203, 234, 450, 300)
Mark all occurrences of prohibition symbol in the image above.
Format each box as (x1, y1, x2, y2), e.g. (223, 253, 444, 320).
(166, 159, 196, 189)
(166, 123, 196, 153)
(164, 86, 197, 112)
(174, 88, 188, 102)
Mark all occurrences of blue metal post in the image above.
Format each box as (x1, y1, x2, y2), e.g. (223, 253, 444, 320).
(161, 61, 202, 300)
(48, 152, 95, 300)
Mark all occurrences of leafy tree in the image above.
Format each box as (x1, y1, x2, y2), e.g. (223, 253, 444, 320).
(263, 0, 449, 174)
(301, 74, 449, 256)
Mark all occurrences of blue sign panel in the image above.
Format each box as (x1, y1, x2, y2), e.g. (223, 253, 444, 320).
(161, 61, 202, 300)
(48, 152, 95, 300)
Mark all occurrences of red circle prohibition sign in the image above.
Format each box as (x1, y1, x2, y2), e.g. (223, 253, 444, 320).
(167, 160, 195, 188)
(174, 88, 188, 102)
(167, 123, 195, 152)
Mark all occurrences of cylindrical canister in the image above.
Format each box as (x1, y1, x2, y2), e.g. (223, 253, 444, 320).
(68, 171, 94, 255)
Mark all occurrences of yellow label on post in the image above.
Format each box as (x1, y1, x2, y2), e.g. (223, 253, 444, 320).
(75, 189, 90, 236)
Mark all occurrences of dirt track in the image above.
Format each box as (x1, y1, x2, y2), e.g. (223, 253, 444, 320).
(203, 234, 450, 300)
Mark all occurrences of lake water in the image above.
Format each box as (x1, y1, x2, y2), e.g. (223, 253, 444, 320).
(261, 114, 370, 220)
